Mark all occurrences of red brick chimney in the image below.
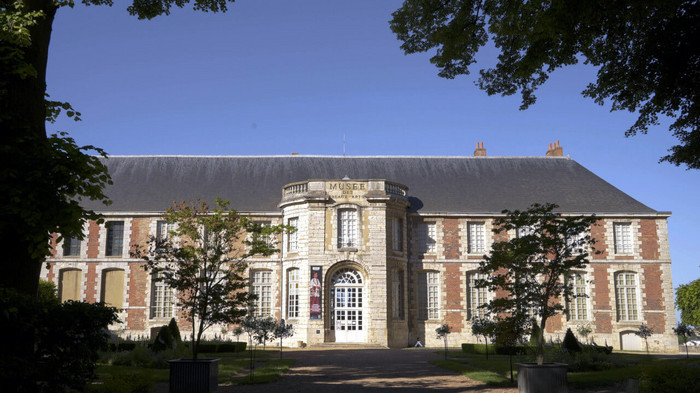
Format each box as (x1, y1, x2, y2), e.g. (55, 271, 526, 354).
(474, 142, 486, 156)
(546, 140, 563, 157)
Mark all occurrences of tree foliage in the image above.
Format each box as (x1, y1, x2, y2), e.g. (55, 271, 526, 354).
(476, 203, 597, 364)
(136, 198, 287, 360)
(273, 319, 294, 359)
(436, 323, 452, 359)
(471, 317, 494, 359)
(0, 0, 240, 297)
(673, 322, 694, 359)
(676, 278, 700, 327)
(390, 1, 700, 169)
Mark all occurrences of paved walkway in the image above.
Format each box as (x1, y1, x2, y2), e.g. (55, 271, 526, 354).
(216, 348, 517, 393)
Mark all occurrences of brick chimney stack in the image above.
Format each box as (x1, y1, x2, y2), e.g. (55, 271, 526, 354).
(474, 142, 486, 156)
(546, 140, 563, 157)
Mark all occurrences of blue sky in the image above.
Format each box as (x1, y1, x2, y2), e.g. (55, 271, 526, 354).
(47, 1, 699, 295)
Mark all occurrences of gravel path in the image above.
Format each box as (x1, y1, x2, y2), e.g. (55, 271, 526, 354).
(215, 348, 517, 393)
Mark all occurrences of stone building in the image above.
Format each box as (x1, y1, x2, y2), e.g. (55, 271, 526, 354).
(41, 143, 678, 352)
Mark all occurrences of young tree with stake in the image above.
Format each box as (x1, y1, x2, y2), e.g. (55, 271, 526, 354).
(476, 203, 597, 365)
(136, 198, 287, 360)
(436, 324, 451, 360)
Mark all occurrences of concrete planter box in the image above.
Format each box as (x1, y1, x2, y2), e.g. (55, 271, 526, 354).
(516, 363, 568, 393)
(169, 358, 219, 393)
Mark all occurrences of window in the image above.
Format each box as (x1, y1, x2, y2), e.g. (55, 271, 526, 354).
(156, 220, 171, 241)
(59, 268, 82, 302)
(252, 221, 274, 247)
(615, 272, 638, 321)
(568, 273, 588, 320)
(106, 221, 125, 256)
(614, 223, 633, 254)
(392, 218, 403, 251)
(418, 271, 439, 320)
(251, 270, 272, 316)
(287, 217, 298, 252)
(101, 269, 125, 308)
(467, 272, 488, 319)
(287, 268, 299, 318)
(391, 270, 404, 319)
(150, 273, 173, 318)
(337, 209, 357, 248)
(467, 222, 486, 254)
(63, 236, 81, 257)
(516, 225, 534, 238)
(417, 222, 436, 253)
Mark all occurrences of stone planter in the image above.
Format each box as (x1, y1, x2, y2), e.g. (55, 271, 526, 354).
(169, 358, 219, 393)
(516, 363, 568, 393)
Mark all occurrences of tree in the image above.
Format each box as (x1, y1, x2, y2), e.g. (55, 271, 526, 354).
(273, 319, 294, 359)
(252, 317, 277, 352)
(471, 317, 494, 359)
(576, 324, 593, 344)
(1, 1, 239, 298)
(491, 313, 529, 383)
(390, 1, 700, 169)
(436, 323, 451, 360)
(136, 198, 285, 360)
(676, 278, 700, 327)
(673, 322, 694, 359)
(636, 323, 653, 355)
(476, 203, 597, 365)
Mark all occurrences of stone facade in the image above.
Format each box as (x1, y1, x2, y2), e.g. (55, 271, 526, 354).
(41, 169, 677, 353)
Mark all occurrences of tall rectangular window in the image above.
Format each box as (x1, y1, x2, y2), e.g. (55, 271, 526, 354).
(417, 222, 436, 253)
(467, 222, 486, 254)
(63, 237, 81, 257)
(391, 270, 404, 319)
(467, 273, 488, 319)
(156, 220, 171, 241)
(287, 217, 298, 252)
(150, 273, 173, 318)
(418, 271, 439, 320)
(106, 221, 124, 257)
(287, 269, 299, 318)
(252, 270, 272, 316)
(516, 225, 534, 238)
(337, 209, 357, 248)
(615, 272, 638, 321)
(614, 223, 633, 254)
(568, 273, 588, 320)
(392, 218, 403, 251)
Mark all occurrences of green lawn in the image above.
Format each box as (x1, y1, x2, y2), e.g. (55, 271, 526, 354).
(433, 350, 700, 390)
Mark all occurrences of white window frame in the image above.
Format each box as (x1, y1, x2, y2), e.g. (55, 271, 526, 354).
(337, 209, 358, 249)
(613, 223, 633, 254)
(251, 270, 272, 317)
(467, 272, 488, 319)
(615, 272, 639, 321)
(287, 268, 299, 319)
(105, 221, 125, 257)
(417, 222, 437, 254)
(156, 220, 172, 241)
(150, 273, 174, 319)
(568, 273, 588, 320)
(287, 217, 298, 252)
(467, 222, 486, 254)
(418, 271, 440, 320)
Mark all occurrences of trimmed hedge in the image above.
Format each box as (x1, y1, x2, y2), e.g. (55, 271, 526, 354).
(641, 360, 700, 393)
(197, 342, 247, 353)
(106, 342, 139, 352)
(461, 343, 527, 355)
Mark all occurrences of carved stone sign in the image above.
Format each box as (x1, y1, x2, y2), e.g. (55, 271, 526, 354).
(326, 181, 368, 202)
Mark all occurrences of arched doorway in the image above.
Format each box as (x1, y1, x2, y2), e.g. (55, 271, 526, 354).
(330, 267, 365, 342)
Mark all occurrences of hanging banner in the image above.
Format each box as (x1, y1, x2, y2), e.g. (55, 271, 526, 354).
(310, 266, 322, 320)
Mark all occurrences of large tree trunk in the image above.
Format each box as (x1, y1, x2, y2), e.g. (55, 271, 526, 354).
(0, 1, 58, 296)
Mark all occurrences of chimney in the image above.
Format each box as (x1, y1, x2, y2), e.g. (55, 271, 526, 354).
(290, 152, 299, 155)
(474, 142, 486, 156)
(546, 140, 563, 157)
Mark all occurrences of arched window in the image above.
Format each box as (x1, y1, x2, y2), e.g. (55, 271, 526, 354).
(287, 268, 299, 318)
(615, 272, 638, 321)
(101, 269, 125, 308)
(59, 268, 82, 302)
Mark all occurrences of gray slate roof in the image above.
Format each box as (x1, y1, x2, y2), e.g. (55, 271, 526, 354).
(85, 155, 656, 214)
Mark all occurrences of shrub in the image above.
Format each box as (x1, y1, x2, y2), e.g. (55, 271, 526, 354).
(583, 343, 612, 355)
(640, 360, 700, 393)
(563, 328, 582, 353)
(106, 342, 138, 352)
(218, 342, 247, 352)
(168, 318, 182, 343)
(461, 343, 527, 355)
(151, 325, 174, 352)
(529, 323, 541, 347)
(89, 373, 152, 393)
